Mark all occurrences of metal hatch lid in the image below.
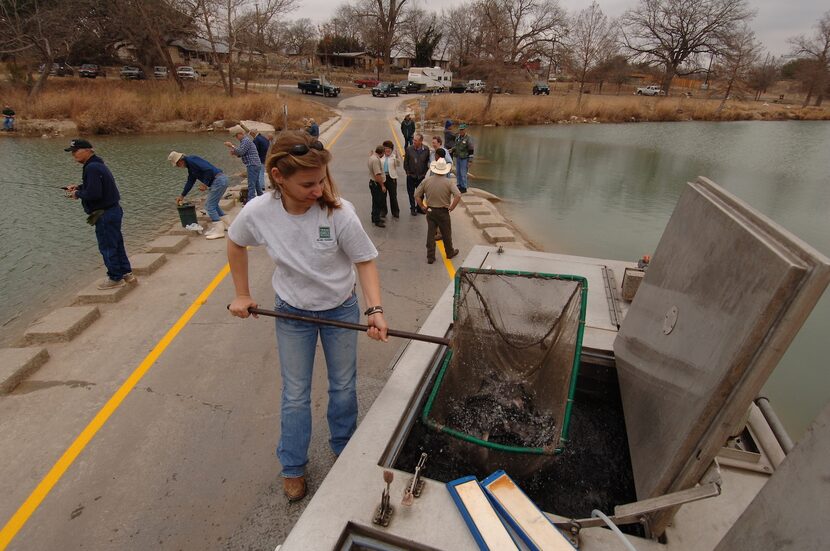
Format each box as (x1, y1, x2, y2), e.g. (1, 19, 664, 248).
(614, 177, 830, 535)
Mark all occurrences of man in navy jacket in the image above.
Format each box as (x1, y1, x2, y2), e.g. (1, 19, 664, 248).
(64, 139, 136, 289)
(251, 129, 271, 194)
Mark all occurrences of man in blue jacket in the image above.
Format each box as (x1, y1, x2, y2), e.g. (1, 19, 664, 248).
(64, 139, 136, 290)
(169, 151, 229, 240)
(250, 129, 271, 194)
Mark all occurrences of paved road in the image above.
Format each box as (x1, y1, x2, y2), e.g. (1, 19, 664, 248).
(0, 94, 486, 550)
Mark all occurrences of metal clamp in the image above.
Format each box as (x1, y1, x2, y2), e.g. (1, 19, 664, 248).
(373, 471, 394, 527)
(402, 453, 428, 506)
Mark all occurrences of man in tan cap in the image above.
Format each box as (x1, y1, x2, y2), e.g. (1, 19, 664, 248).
(414, 158, 461, 264)
(224, 124, 262, 204)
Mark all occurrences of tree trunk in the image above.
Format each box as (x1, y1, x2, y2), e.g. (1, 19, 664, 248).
(29, 60, 52, 99)
(226, 1, 235, 97)
(202, 6, 229, 95)
(483, 90, 494, 115)
(661, 65, 675, 96)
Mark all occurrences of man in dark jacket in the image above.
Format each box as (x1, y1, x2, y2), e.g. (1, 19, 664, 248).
(169, 151, 229, 240)
(400, 114, 415, 148)
(64, 139, 136, 289)
(403, 133, 431, 216)
(251, 129, 271, 194)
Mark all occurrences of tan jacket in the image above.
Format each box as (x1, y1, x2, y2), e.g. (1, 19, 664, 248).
(414, 174, 461, 209)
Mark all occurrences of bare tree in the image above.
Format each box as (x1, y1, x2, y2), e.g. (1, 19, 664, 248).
(0, 0, 89, 97)
(567, 1, 616, 107)
(715, 23, 760, 111)
(788, 10, 830, 107)
(353, 0, 409, 77)
(747, 54, 779, 101)
(489, 0, 566, 64)
(441, 3, 479, 66)
(620, 0, 753, 95)
(111, 0, 194, 92)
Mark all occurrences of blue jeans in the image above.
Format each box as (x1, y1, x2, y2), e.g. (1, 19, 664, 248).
(455, 157, 469, 191)
(274, 293, 359, 478)
(3, 116, 12, 130)
(95, 206, 131, 281)
(205, 174, 228, 221)
(258, 165, 266, 193)
(246, 164, 262, 200)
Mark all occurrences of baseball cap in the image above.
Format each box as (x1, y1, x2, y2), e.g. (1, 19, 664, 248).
(64, 138, 93, 152)
(459, 123, 467, 130)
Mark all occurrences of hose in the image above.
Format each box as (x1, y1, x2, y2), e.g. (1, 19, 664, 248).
(590, 509, 638, 551)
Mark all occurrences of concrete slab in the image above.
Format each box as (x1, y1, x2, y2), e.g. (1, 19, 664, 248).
(75, 280, 135, 305)
(483, 227, 516, 243)
(0, 347, 50, 394)
(459, 195, 485, 206)
(468, 188, 502, 202)
(21, 306, 100, 345)
(219, 198, 236, 211)
(466, 205, 492, 217)
(146, 235, 189, 254)
(472, 214, 508, 228)
(129, 253, 167, 275)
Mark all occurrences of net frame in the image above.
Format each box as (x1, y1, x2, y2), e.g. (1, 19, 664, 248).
(421, 268, 588, 455)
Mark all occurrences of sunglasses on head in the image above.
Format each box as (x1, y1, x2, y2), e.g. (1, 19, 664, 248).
(287, 141, 324, 155)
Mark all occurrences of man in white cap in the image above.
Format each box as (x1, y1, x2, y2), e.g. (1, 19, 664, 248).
(168, 151, 229, 239)
(224, 124, 261, 204)
(413, 158, 461, 264)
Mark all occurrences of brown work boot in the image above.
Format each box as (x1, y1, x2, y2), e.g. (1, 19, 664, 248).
(283, 476, 307, 502)
(446, 249, 460, 259)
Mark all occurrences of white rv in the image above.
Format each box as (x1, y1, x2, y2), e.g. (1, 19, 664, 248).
(407, 66, 452, 91)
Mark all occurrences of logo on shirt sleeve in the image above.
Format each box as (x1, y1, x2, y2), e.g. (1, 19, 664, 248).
(318, 226, 333, 241)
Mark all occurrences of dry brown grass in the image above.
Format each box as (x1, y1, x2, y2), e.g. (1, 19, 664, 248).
(423, 93, 830, 126)
(0, 79, 332, 134)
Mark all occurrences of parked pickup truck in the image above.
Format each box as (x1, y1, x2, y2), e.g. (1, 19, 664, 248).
(636, 85, 665, 96)
(354, 78, 379, 89)
(298, 78, 340, 97)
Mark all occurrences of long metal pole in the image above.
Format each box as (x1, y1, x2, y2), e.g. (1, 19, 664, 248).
(755, 396, 795, 454)
(233, 306, 451, 347)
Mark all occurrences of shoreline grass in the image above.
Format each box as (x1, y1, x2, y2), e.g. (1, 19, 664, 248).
(423, 94, 830, 126)
(0, 80, 332, 134)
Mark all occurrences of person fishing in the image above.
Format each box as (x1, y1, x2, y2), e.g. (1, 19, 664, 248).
(224, 124, 261, 204)
(168, 151, 229, 240)
(227, 131, 388, 503)
(63, 139, 136, 289)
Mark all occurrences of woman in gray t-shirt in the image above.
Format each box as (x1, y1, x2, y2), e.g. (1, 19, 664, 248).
(227, 131, 388, 503)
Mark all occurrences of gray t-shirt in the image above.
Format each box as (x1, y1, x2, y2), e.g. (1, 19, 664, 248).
(228, 194, 378, 311)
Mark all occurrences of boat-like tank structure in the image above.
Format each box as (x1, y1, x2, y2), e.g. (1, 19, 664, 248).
(281, 177, 830, 550)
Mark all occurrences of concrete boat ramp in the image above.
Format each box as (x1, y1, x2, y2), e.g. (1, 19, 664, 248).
(0, 95, 527, 549)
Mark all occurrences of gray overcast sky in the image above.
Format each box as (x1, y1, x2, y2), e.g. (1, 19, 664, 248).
(291, 0, 827, 57)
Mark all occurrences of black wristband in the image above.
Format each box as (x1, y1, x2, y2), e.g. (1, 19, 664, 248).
(364, 306, 384, 316)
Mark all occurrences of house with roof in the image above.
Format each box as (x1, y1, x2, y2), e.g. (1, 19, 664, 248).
(316, 51, 375, 69)
(389, 49, 451, 70)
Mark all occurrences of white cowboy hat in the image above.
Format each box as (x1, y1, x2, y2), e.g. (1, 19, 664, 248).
(168, 151, 184, 165)
(430, 158, 451, 175)
(228, 124, 245, 135)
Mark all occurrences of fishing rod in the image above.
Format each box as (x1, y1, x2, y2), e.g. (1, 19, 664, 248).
(227, 305, 451, 347)
(0, 179, 71, 190)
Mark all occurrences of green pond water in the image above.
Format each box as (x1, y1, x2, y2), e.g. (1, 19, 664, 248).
(1, 121, 827, 440)
(471, 121, 830, 439)
(0, 133, 238, 344)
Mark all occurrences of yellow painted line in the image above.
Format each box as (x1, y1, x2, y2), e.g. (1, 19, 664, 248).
(326, 117, 352, 150)
(0, 122, 352, 551)
(0, 265, 230, 549)
(388, 118, 456, 280)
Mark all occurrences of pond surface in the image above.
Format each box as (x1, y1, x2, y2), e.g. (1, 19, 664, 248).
(0, 133, 238, 343)
(472, 121, 830, 438)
